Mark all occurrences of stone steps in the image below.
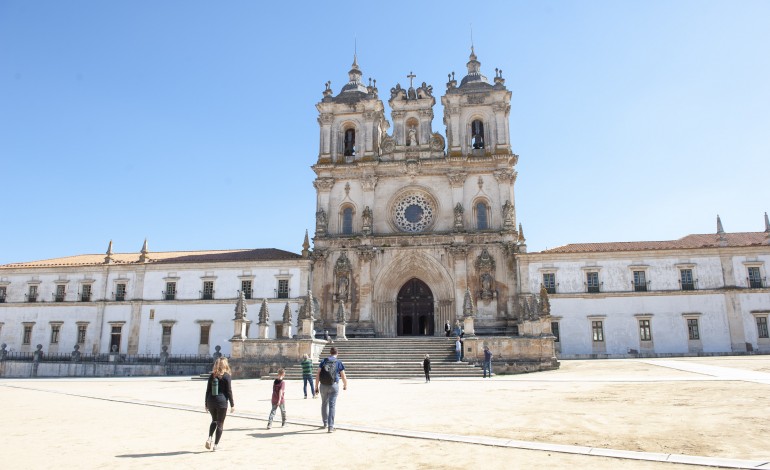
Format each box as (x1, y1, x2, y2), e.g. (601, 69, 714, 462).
(265, 337, 478, 380)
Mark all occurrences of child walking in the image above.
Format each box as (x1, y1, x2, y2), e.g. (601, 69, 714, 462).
(267, 368, 286, 429)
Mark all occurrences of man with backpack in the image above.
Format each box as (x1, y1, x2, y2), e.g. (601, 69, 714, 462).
(315, 346, 348, 433)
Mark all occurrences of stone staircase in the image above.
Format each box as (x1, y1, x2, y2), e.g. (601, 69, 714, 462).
(270, 337, 480, 380)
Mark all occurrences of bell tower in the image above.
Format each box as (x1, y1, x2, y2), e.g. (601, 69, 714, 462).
(441, 47, 513, 158)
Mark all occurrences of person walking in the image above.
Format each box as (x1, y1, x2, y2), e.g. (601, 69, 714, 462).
(483, 346, 493, 378)
(455, 336, 462, 362)
(204, 357, 235, 451)
(315, 346, 348, 433)
(267, 368, 287, 429)
(301, 354, 316, 399)
(423, 354, 431, 382)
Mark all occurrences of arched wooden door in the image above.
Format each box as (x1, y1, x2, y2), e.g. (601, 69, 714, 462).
(397, 278, 434, 336)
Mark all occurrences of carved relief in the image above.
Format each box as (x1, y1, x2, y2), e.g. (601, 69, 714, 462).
(447, 244, 468, 258)
(430, 133, 445, 152)
(319, 113, 335, 124)
(502, 200, 515, 231)
(467, 94, 487, 104)
(493, 169, 517, 184)
(357, 246, 376, 263)
(362, 175, 379, 191)
(313, 177, 335, 191)
(404, 159, 421, 177)
(453, 203, 464, 232)
(380, 136, 395, 155)
(447, 171, 467, 187)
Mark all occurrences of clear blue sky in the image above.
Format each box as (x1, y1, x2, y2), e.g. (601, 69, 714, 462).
(1, 1, 768, 265)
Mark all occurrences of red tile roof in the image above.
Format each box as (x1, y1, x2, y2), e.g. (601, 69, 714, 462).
(537, 232, 769, 254)
(0, 248, 303, 269)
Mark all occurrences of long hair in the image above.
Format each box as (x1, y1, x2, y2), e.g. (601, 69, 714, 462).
(212, 357, 231, 378)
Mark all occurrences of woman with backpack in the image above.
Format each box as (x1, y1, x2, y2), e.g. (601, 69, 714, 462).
(205, 357, 235, 451)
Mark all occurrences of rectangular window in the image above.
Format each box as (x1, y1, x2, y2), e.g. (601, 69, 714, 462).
(542, 273, 556, 294)
(55, 284, 66, 302)
(50, 324, 60, 344)
(242, 280, 252, 299)
(77, 324, 87, 344)
(757, 317, 769, 339)
(115, 283, 126, 301)
(110, 325, 122, 351)
(586, 272, 600, 293)
(639, 319, 652, 341)
(200, 324, 211, 345)
(633, 271, 647, 292)
(680, 269, 695, 291)
(81, 284, 92, 302)
(161, 325, 172, 347)
(687, 318, 700, 340)
(592, 321, 604, 342)
(165, 282, 176, 300)
(0, 286, 6, 303)
(277, 279, 289, 299)
(748, 267, 763, 288)
(551, 321, 560, 342)
(202, 281, 214, 300)
(23, 325, 33, 344)
(476, 202, 488, 230)
(28, 285, 38, 303)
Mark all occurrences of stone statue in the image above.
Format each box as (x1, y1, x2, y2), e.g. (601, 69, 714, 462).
(70, 344, 81, 362)
(338, 275, 349, 301)
(407, 126, 417, 146)
(502, 200, 515, 230)
(362, 206, 373, 235)
(480, 272, 494, 299)
(212, 345, 223, 360)
(316, 209, 327, 236)
(453, 203, 464, 231)
(0, 343, 7, 361)
(33, 344, 43, 362)
(159, 345, 169, 364)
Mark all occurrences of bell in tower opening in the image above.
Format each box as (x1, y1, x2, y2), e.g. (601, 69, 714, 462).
(471, 120, 484, 149)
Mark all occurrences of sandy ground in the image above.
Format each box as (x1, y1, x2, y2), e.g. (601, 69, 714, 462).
(2, 356, 769, 469)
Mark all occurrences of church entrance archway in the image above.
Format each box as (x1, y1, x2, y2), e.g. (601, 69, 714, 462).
(397, 278, 434, 336)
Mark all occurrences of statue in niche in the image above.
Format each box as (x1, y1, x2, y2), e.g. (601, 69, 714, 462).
(407, 126, 418, 146)
(362, 206, 373, 235)
(502, 200, 515, 230)
(480, 272, 494, 300)
(338, 275, 349, 301)
(316, 209, 327, 235)
(454, 203, 464, 231)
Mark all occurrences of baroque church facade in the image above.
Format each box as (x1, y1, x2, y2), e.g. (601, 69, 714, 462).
(1, 50, 769, 360)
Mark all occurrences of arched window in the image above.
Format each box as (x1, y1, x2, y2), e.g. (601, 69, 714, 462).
(476, 201, 489, 230)
(344, 129, 356, 157)
(342, 207, 353, 235)
(471, 120, 484, 149)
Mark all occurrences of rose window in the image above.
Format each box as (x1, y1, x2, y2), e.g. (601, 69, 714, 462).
(394, 192, 435, 232)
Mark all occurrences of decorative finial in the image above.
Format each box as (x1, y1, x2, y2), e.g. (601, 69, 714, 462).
(104, 240, 114, 264)
(407, 71, 416, 88)
(716, 215, 725, 234)
(302, 230, 310, 258)
(764, 212, 769, 233)
(518, 223, 526, 243)
(463, 287, 475, 317)
(258, 298, 269, 325)
(139, 238, 149, 263)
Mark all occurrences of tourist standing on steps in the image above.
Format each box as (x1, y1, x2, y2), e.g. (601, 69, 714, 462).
(423, 354, 431, 382)
(444, 321, 451, 337)
(301, 354, 316, 399)
(267, 368, 287, 429)
(483, 346, 493, 378)
(455, 336, 462, 362)
(315, 346, 348, 433)
(205, 357, 235, 451)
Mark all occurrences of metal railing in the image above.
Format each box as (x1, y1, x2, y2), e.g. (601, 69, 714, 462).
(3, 351, 227, 364)
(747, 277, 767, 289)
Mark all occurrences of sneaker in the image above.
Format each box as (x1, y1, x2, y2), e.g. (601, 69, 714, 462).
(205, 438, 212, 450)
(212, 444, 217, 451)
(304, 396, 308, 399)
(313, 394, 318, 399)
(267, 424, 272, 430)
(281, 421, 286, 427)
(328, 427, 335, 433)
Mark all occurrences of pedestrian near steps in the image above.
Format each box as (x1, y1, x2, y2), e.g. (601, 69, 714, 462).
(301, 354, 316, 399)
(455, 336, 462, 362)
(204, 357, 235, 451)
(315, 346, 347, 433)
(423, 354, 431, 382)
(483, 346, 493, 378)
(267, 368, 286, 429)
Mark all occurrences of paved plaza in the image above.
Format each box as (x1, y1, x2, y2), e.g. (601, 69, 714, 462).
(3, 356, 770, 469)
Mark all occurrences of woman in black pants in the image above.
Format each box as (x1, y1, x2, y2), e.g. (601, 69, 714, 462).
(205, 357, 235, 451)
